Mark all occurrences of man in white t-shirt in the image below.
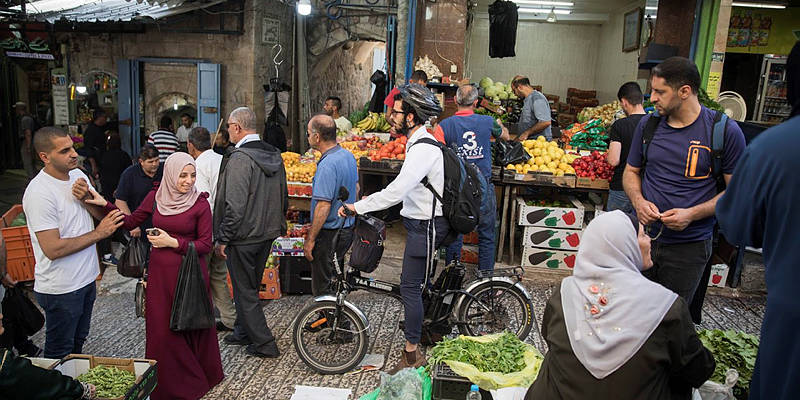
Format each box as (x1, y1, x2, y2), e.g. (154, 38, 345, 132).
(323, 96, 353, 133)
(22, 127, 124, 359)
(175, 113, 198, 150)
(186, 126, 236, 331)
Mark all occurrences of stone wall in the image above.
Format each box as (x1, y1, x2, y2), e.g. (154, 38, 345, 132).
(309, 41, 383, 119)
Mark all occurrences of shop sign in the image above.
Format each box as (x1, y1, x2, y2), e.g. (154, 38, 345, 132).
(51, 73, 70, 126)
(262, 17, 280, 44)
(5, 51, 54, 60)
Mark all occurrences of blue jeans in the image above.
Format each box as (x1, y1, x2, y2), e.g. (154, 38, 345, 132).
(35, 282, 97, 359)
(401, 217, 450, 344)
(446, 181, 497, 271)
(606, 189, 633, 214)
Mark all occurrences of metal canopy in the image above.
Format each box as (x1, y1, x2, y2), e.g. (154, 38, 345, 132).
(10, 0, 227, 23)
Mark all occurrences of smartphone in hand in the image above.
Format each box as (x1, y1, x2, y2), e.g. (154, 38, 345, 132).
(146, 228, 160, 236)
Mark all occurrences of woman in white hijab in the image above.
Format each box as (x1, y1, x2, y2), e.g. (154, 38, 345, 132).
(526, 210, 715, 399)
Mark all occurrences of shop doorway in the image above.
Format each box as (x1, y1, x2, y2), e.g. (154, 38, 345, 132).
(117, 58, 219, 157)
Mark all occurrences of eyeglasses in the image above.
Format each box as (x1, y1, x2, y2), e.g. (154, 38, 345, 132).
(226, 122, 239, 129)
(389, 108, 405, 117)
(644, 223, 664, 241)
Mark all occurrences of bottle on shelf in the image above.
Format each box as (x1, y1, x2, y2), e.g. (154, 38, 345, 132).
(467, 384, 482, 400)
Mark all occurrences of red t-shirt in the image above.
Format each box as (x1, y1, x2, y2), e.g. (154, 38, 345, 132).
(384, 87, 401, 108)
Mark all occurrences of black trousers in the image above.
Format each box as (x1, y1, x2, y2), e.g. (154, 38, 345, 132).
(226, 241, 276, 351)
(642, 239, 713, 305)
(310, 228, 354, 297)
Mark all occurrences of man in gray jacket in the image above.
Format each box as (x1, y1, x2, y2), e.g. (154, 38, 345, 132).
(214, 107, 288, 358)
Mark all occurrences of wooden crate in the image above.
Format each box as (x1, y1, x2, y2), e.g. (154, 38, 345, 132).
(503, 170, 576, 188)
(575, 177, 610, 190)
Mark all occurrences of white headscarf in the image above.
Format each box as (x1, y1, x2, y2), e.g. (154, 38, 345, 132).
(560, 210, 678, 379)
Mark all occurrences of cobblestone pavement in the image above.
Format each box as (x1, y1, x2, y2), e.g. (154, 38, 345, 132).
(27, 255, 766, 400)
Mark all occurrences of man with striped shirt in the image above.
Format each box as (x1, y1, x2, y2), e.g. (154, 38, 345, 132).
(147, 116, 179, 163)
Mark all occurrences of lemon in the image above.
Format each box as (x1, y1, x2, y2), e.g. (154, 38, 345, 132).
(533, 148, 542, 156)
(537, 135, 547, 142)
(529, 164, 539, 172)
(547, 161, 558, 169)
(542, 155, 552, 163)
(506, 164, 515, 169)
(534, 157, 544, 166)
(527, 158, 535, 165)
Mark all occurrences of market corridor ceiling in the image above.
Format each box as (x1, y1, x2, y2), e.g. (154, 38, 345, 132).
(8, 0, 226, 22)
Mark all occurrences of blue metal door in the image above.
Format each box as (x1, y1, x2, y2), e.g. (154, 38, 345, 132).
(197, 63, 221, 132)
(117, 59, 141, 156)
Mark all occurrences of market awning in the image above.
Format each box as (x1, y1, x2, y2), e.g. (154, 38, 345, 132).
(8, 0, 227, 23)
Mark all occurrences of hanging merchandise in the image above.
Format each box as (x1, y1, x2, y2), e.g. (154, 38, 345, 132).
(264, 44, 291, 152)
(488, 0, 518, 58)
(369, 69, 388, 113)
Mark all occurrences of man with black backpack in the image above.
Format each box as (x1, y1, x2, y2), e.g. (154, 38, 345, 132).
(623, 57, 745, 304)
(339, 84, 457, 373)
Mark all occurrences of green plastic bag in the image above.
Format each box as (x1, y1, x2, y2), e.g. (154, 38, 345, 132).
(359, 367, 432, 400)
(443, 334, 543, 391)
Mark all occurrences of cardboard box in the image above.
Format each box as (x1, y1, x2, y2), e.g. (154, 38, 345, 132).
(708, 264, 729, 287)
(259, 268, 281, 300)
(517, 197, 585, 229)
(575, 176, 610, 190)
(53, 355, 157, 400)
(271, 237, 305, 256)
(522, 226, 582, 251)
(503, 170, 576, 188)
(521, 247, 577, 270)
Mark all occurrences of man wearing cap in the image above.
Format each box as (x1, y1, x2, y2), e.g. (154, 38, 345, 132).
(14, 102, 38, 179)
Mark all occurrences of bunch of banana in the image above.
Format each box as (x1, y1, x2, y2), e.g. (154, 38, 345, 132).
(356, 112, 391, 132)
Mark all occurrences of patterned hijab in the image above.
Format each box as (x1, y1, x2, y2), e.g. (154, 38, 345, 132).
(154, 152, 200, 216)
(560, 210, 678, 379)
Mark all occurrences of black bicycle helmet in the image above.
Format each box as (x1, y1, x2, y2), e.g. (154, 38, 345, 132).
(397, 83, 443, 122)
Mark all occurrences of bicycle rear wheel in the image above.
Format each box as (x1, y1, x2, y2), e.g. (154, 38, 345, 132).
(456, 280, 535, 340)
(292, 300, 369, 374)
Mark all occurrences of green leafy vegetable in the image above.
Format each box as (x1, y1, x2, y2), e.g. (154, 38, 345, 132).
(698, 329, 759, 397)
(428, 332, 527, 374)
(699, 88, 724, 113)
(77, 365, 136, 398)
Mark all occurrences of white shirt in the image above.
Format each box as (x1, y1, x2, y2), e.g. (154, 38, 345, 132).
(355, 126, 444, 219)
(194, 149, 222, 211)
(235, 133, 261, 148)
(335, 116, 353, 133)
(23, 169, 100, 295)
(175, 122, 198, 143)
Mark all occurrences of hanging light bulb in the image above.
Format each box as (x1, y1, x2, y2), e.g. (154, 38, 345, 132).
(546, 7, 557, 23)
(297, 0, 312, 15)
(173, 102, 179, 110)
(76, 85, 87, 94)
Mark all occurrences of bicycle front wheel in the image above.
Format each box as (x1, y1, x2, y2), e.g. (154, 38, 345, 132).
(292, 300, 369, 375)
(457, 280, 535, 340)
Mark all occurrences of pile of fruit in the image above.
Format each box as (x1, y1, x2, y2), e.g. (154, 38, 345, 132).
(563, 119, 609, 151)
(367, 135, 407, 161)
(478, 76, 519, 102)
(286, 223, 310, 238)
(282, 151, 317, 183)
(571, 151, 613, 180)
(577, 101, 622, 127)
(340, 135, 384, 162)
(77, 365, 136, 399)
(505, 136, 577, 176)
(287, 183, 312, 197)
(355, 112, 391, 132)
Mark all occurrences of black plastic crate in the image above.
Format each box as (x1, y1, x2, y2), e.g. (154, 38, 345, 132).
(279, 256, 313, 294)
(431, 363, 492, 400)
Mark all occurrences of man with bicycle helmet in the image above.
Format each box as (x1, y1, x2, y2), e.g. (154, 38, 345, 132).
(339, 83, 447, 373)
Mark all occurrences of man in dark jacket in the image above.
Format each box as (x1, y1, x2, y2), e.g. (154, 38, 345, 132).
(214, 107, 287, 358)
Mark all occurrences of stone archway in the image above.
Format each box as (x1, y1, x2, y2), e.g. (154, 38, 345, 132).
(148, 91, 196, 133)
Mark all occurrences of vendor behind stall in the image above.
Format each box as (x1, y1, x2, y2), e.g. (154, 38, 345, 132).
(511, 76, 552, 141)
(384, 70, 429, 137)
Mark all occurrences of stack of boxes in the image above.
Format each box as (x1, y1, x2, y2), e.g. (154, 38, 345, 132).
(518, 197, 585, 271)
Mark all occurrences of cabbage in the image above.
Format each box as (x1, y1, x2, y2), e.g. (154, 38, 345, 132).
(498, 91, 509, 100)
(479, 77, 494, 89)
(485, 86, 499, 98)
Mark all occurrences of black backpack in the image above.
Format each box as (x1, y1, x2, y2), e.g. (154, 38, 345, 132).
(412, 138, 483, 245)
(641, 111, 728, 190)
(349, 214, 386, 273)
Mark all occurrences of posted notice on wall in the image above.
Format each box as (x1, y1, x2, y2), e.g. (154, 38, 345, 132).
(51, 73, 69, 125)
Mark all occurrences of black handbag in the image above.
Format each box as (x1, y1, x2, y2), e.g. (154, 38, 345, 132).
(118, 236, 149, 278)
(1, 286, 44, 336)
(349, 214, 386, 273)
(169, 242, 214, 332)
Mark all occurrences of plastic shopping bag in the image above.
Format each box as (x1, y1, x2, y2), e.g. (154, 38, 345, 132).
(118, 236, 149, 278)
(695, 369, 738, 400)
(169, 242, 214, 331)
(359, 367, 431, 400)
(444, 333, 543, 391)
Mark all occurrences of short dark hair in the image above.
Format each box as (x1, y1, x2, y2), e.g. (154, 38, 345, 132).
(512, 76, 531, 88)
(410, 70, 428, 83)
(326, 96, 342, 110)
(393, 93, 426, 126)
(180, 113, 193, 120)
(159, 116, 173, 130)
(188, 127, 212, 151)
(310, 114, 337, 142)
(617, 82, 644, 105)
(33, 127, 69, 153)
(106, 130, 121, 150)
(218, 128, 230, 142)
(139, 144, 160, 161)
(652, 57, 701, 94)
(93, 108, 107, 121)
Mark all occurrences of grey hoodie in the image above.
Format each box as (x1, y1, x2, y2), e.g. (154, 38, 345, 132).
(213, 140, 288, 245)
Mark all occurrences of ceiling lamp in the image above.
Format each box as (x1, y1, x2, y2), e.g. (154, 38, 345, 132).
(546, 7, 557, 22)
(297, 0, 312, 15)
(512, 0, 573, 5)
(731, 2, 786, 8)
(518, 8, 571, 14)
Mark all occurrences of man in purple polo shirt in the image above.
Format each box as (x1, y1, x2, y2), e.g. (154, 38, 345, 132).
(623, 57, 745, 303)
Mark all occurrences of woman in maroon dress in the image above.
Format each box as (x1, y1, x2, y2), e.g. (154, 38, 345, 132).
(85, 152, 224, 400)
